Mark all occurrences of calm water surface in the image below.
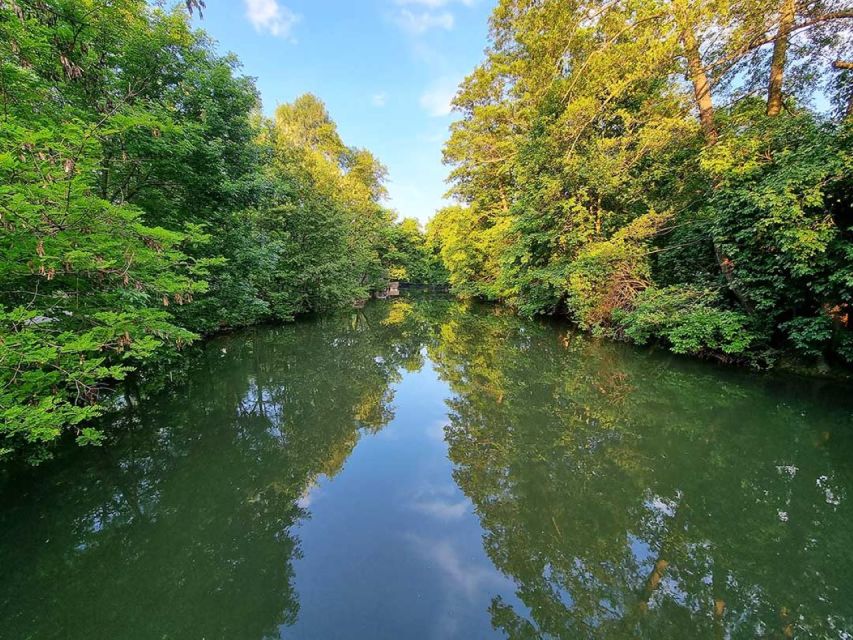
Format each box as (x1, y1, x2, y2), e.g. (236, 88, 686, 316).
(2, 297, 853, 639)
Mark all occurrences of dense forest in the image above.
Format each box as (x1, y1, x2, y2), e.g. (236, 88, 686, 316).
(0, 0, 444, 460)
(429, 0, 853, 366)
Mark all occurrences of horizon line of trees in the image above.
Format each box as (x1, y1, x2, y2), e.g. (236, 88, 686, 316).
(0, 0, 444, 462)
(426, 0, 853, 367)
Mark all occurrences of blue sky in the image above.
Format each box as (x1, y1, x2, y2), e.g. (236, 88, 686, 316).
(190, 0, 496, 224)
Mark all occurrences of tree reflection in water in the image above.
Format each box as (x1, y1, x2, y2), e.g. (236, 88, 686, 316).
(0, 297, 851, 639)
(0, 300, 447, 640)
(430, 303, 853, 639)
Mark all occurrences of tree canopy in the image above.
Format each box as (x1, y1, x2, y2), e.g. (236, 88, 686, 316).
(429, 0, 853, 367)
(0, 0, 438, 461)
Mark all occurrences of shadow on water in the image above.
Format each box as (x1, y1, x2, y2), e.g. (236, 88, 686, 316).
(1, 295, 852, 639)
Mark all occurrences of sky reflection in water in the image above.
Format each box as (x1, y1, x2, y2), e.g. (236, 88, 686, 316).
(1, 297, 852, 639)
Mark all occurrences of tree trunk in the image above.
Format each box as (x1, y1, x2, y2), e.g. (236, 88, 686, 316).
(678, 12, 718, 144)
(767, 0, 796, 116)
(637, 558, 670, 613)
(676, 6, 756, 312)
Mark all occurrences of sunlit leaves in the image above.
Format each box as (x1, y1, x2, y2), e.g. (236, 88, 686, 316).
(0, 1, 411, 460)
(431, 0, 853, 366)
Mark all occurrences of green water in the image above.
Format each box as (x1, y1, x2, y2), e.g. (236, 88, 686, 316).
(2, 297, 852, 639)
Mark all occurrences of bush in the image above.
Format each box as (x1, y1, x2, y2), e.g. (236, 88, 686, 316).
(615, 287, 757, 358)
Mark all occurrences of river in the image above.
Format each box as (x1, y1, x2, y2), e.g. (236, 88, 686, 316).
(1, 296, 852, 639)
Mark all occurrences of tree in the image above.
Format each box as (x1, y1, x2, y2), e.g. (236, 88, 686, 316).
(0, 2, 412, 461)
(0, 0, 207, 457)
(433, 0, 853, 366)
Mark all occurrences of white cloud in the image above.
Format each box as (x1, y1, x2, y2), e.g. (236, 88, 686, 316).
(405, 533, 512, 601)
(393, 9, 454, 34)
(244, 0, 300, 39)
(372, 92, 388, 107)
(412, 497, 468, 520)
(419, 76, 460, 117)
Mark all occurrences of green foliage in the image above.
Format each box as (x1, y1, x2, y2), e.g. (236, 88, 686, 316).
(0, 0, 206, 458)
(429, 0, 853, 367)
(616, 287, 757, 357)
(384, 218, 447, 284)
(779, 315, 834, 359)
(565, 211, 671, 331)
(0, 1, 432, 461)
(427, 205, 509, 300)
(700, 103, 853, 361)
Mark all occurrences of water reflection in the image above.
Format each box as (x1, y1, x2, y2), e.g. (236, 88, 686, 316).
(0, 297, 851, 639)
(0, 301, 448, 640)
(431, 304, 853, 639)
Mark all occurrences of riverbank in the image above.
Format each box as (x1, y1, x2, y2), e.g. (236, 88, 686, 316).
(449, 293, 853, 382)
